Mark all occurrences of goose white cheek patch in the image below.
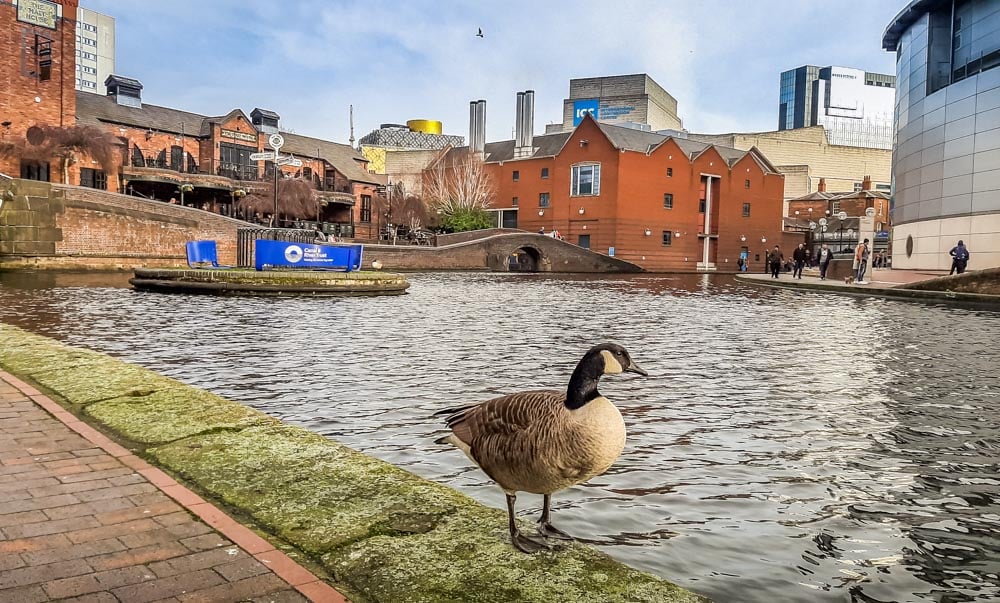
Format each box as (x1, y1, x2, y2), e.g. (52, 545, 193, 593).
(600, 350, 623, 374)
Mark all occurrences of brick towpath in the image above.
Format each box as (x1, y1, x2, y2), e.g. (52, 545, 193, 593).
(0, 371, 348, 603)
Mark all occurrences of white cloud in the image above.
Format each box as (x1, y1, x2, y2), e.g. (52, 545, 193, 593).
(85, 0, 901, 143)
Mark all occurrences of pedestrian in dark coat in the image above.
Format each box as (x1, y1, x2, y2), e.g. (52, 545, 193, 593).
(949, 240, 970, 274)
(768, 245, 783, 279)
(792, 244, 807, 279)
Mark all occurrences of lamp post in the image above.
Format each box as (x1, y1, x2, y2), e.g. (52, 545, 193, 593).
(761, 236, 767, 273)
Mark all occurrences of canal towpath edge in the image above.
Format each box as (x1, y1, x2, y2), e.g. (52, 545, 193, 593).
(0, 323, 709, 603)
(0, 369, 347, 603)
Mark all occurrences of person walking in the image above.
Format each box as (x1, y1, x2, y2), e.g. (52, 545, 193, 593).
(854, 238, 871, 284)
(949, 240, 970, 274)
(768, 245, 783, 279)
(792, 243, 807, 279)
(816, 243, 834, 280)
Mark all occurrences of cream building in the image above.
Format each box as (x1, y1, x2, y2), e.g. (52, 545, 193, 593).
(687, 126, 892, 204)
(75, 7, 115, 94)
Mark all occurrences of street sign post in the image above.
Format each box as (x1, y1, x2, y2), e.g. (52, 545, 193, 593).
(249, 151, 275, 161)
(277, 156, 303, 167)
(267, 134, 285, 225)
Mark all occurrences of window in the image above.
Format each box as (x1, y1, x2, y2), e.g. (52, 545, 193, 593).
(170, 145, 183, 171)
(853, 182, 863, 192)
(82, 80, 96, 89)
(303, 166, 312, 180)
(875, 183, 891, 192)
(538, 192, 550, 208)
(20, 161, 49, 182)
(512, 170, 519, 182)
(360, 195, 372, 222)
(541, 168, 549, 179)
(663, 193, 673, 209)
(744, 179, 751, 189)
(742, 203, 751, 217)
(571, 163, 600, 196)
(662, 231, 672, 246)
(666, 167, 673, 177)
(512, 196, 518, 207)
(832, 201, 841, 214)
(79, 168, 106, 190)
(698, 199, 706, 213)
(577, 234, 590, 249)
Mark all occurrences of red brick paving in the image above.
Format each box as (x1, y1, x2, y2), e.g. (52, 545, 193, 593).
(0, 371, 349, 602)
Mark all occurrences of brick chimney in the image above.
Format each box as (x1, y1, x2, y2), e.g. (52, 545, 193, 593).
(817, 178, 826, 193)
(862, 175, 872, 191)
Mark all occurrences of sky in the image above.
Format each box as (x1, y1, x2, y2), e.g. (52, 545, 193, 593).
(83, 0, 904, 145)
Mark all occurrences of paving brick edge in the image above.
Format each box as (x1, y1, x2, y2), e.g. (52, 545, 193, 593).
(735, 274, 1000, 308)
(0, 369, 349, 603)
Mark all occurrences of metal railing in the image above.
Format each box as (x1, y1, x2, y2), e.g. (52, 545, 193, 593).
(236, 227, 315, 268)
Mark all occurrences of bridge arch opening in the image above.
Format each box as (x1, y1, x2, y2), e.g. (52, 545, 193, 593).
(507, 247, 541, 272)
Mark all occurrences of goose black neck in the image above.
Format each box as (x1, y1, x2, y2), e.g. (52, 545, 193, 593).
(565, 352, 604, 410)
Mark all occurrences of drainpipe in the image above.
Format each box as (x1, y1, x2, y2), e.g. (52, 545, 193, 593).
(702, 176, 713, 268)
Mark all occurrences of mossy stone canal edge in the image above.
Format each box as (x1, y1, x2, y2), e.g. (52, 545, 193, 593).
(130, 268, 410, 296)
(0, 324, 708, 603)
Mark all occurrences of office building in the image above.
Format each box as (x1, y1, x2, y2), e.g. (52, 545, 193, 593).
(778, 65, 896, 149)
(75, 6, 114, 94)
(883, 0, 1000, 270)
(546, 74, 683, 134)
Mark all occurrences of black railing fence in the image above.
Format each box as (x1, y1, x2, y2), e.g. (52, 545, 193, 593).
(236, 227, 314, 268)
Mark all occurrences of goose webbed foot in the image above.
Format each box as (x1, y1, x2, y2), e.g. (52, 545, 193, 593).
(512, 530, 551, 553)
(537, 521, 574, 541)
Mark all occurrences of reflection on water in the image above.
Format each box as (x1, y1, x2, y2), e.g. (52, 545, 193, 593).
(2, 270, 999, 603)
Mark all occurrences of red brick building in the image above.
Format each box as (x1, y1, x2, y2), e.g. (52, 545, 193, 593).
(786, 176, 892, 254)
(71, 81, 384, 237)
(1, 1, 384, 239)
(439, 114, 788, 272)
(0, 0, 79, 182)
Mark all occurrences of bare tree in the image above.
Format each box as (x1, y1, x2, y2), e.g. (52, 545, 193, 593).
(424, 152, 495, 216)
(374, 181, 428, 243)
(238, 177, 317, 224)
(0, 125, 118, 184)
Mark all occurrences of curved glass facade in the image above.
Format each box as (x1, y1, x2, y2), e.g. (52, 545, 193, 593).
(887, 0, 1000, 269)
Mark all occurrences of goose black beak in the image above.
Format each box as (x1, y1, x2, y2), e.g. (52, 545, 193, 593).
(625, 363, 648, 377)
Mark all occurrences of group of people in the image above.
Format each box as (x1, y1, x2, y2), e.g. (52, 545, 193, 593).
(764, 240, 883, 283)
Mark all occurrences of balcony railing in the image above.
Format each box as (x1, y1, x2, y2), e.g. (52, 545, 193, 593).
(217, 163, 260, 182)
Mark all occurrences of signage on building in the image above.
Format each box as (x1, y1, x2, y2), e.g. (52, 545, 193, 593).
(17, 0, 60, 29)
(221, 128, 257, 143)
(249, 151, 275, 161)
(600, 105, 636, 119)
(573, 99, 599, 126)
(268, 133, 285, 150)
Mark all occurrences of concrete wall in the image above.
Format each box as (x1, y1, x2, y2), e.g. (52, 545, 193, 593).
(0, 179, 245, 269)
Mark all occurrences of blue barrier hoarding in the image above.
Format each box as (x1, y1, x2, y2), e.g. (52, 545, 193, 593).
(573, 99, 599, 126)
(254, 239, 363, 272)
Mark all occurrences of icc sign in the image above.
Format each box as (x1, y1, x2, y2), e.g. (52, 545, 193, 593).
(573, 99, 599, 126)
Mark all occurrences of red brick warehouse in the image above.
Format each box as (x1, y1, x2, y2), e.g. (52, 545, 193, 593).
(0, 0, 79, 182)
(438, 94, 788, 272)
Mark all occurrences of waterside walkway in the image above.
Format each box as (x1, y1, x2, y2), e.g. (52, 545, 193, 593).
(0, 371, 347, 603)
(736, 268, 1000, 308)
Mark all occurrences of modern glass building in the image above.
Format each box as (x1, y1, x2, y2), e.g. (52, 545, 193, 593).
(778, 65, 896, 149)
(884, 0, 1000, 270)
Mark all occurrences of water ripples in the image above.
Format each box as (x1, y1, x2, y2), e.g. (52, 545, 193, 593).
(2, 270, 1000, 602)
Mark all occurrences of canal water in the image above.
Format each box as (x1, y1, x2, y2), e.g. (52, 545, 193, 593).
(2, 271, 999, 603)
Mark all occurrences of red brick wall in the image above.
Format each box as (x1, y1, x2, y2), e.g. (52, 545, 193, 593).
(54, 184, 244, 266)
(0, 0, 78, 180)
(485, 119, 786, 272)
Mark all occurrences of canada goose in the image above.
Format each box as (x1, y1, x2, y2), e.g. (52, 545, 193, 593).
(434, 343, 647, 553)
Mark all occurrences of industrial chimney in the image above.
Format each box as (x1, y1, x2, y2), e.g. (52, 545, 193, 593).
(469, 99, 486, 156)
(514, 90, 535, 159)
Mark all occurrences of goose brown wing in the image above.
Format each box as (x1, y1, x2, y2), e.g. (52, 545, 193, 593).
(443, 390, 563, 450)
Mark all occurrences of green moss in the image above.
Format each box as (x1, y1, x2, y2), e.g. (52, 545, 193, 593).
(0, 323, 708, 603)
(85, 388, 279, 444)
